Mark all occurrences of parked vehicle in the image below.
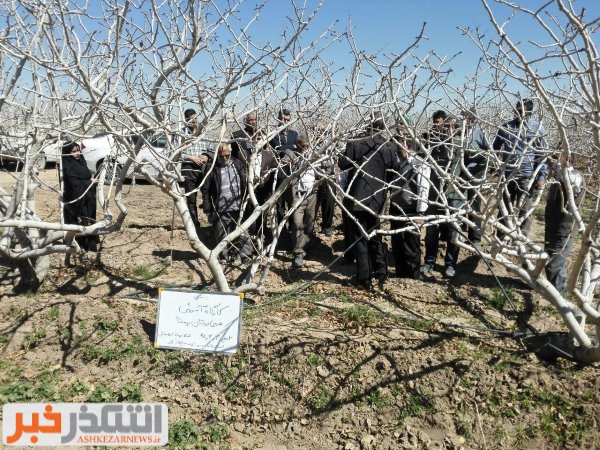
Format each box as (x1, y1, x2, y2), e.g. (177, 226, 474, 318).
(0, 134, 28, 167)
(42, 130, 187, 183)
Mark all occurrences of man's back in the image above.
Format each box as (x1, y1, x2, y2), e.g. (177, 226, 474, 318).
(340, 135, 400, 214)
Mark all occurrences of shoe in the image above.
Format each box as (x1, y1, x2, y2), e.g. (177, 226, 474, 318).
(322, 228, 334, 237)
(375, 273, 388, 289)
(356, 280, 373, 292)
(445, 266, 456, 278)
(293, 255, 304, 268)
(420, 263, 434, 275)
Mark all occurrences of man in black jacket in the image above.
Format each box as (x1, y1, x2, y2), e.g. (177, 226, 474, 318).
(202, 144, 252, 262)
(339, 118, 402, 291)
(270, 108, 300, 230)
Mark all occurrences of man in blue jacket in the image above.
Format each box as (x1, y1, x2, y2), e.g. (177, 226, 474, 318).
(493, 98, 548, 236)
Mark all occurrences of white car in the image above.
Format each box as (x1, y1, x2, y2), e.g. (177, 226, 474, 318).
(43, 131, 180, 184)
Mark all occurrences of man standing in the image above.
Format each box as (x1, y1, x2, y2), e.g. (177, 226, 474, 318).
(231, 111, 278, 205)
(290, 136, 318, 267)
(420, 111, 464, 279)
(181, 108, 213, 235)
(461, 108, 491, 250)
(389, 134, 430, 279)
(339, 118, 401, 291)
(270, 108, 300, 231)
(269, 108, 299, 152)
(493, 98, 548, 236)
(201, 144, 252, 262)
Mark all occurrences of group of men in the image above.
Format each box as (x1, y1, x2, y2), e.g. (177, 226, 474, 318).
(180, 108, 332, 267)
(179, 99, 584, 295)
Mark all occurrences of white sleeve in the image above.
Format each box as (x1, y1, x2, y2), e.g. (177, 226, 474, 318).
(416, 161, 431, 214)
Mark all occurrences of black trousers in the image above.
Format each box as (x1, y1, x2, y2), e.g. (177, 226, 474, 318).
(341, 197, 355, 262)
(213, 210, 253, 259)
(350, 211, 387, 283)
(390, 206, 421, 279)
(182, 162, 204, 230)
(317, 182, 336, 230)
(424, 201, 461, 269)
(467, 188, 482, 244)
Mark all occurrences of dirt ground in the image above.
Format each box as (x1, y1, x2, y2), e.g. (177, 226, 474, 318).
(0, 167, 599, 450)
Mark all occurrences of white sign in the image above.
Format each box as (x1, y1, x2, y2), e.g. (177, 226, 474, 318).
(154, 289, 243, 354)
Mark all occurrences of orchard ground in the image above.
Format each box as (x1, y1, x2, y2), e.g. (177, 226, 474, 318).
(0, 167, 598, 450)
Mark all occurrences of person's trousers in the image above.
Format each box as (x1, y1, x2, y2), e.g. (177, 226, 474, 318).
(467, 188, 482, 244)
(390, 206, 421, 279)
(500, 178, 535, 236)
(351, 211, 387, 283)
(424, 200, 461, 269)
(545, 233, 573, 293)
(182, 162, 204, 230)
(317, 181, 336, 230)
(341, 197, 355, 262)
(213, 210, 253, 259)
(291, 192, 317, 257)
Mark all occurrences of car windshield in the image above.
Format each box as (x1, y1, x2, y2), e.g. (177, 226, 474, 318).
(129, 131, 167, 148)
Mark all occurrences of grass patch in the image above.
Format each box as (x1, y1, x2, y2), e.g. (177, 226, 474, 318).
(366, 389, 387, 409)
(46, 306, 60, 320)
(488, 285, 515, 310)
(22, 328, 47, 349)
(309, 384, 333, 411)
(87, 382, 143, 403)
(131, 263, 167, 281)
(81, 335, 149, 365)
(396, 389, 435, 425)
(168, 419, 229, 449)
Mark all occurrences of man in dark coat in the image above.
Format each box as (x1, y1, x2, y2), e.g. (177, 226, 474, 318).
(270, 108, 300, 230)
(202, 144, 252, 262)
(231, 111, 278, 205)
(339, 118, 401, 291)
(61, 141, 100, 252)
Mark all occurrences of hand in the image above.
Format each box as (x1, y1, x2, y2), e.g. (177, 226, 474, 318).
(91, 176, 99, 185)
(191, 155, 208, 165)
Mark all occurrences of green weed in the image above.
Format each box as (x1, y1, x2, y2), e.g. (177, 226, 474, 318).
(198, 366, 217, 386)
(366, 389, 387, 409)
(168, 419, 201, 448)
(309, 384, 333, 410)
(93, 316, 119, 333)
(46, 306, 59, 320)
(396, 390, 435, 425)
(489, 286, 515, 310)
(165, 357, 193, 376)
(22, 328, 47, 349)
